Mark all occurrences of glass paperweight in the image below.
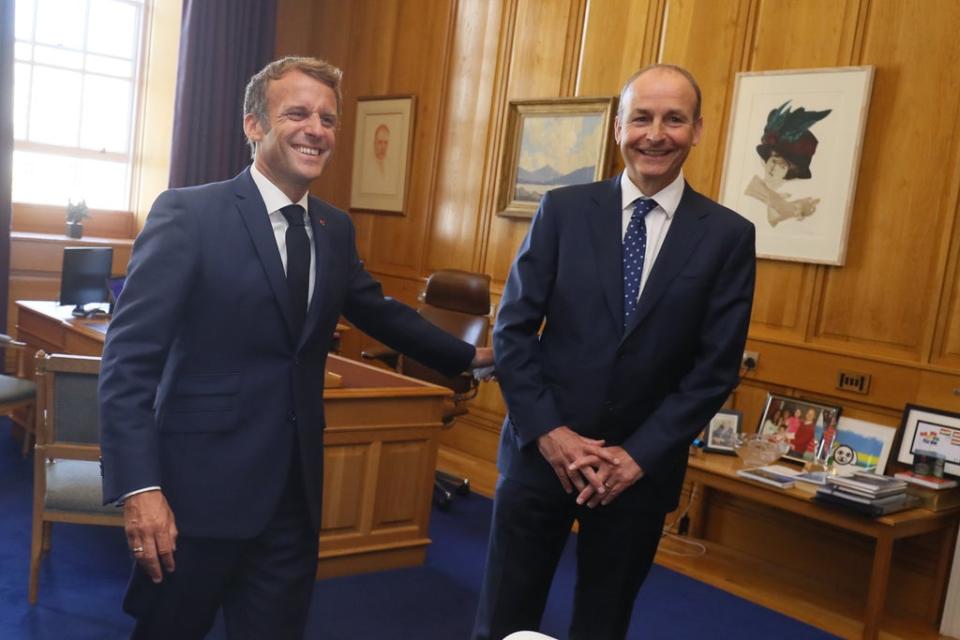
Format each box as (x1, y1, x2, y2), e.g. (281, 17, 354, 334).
(733, 433, 789, 467)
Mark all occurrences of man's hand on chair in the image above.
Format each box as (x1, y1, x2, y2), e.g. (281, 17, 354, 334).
(124, 490, 178, 583)
(471, 346, 495, 380)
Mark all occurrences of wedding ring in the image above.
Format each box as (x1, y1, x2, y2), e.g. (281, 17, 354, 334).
(132, 546, 145, 554)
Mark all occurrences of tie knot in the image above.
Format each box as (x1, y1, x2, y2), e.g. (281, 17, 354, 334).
(280, 204, 306, 227)
(632, 198, 657, 218)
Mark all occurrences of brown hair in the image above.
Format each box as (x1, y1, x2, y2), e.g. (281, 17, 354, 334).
(243, 56, 343, 155)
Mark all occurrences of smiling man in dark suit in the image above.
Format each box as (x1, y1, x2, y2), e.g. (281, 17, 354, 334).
(98, 56, 491, 639)
(473, 64, 756, 640)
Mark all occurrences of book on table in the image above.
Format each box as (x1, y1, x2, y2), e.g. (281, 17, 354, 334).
(894, 470, 958, 490)
(905, 485, 960, 511)
(826, 473, 906, 497)
(814, 485, 919, 516)
(736, 465, 799, 489)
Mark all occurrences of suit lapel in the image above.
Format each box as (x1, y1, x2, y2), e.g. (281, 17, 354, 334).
(585, 178, 625, 334)
(233, 170, 298, 340)
(621, 183, 708, 341)
(298, 199, 331, 350)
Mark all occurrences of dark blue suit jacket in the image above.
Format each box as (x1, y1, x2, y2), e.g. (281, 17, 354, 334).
(99, 169, 474, 538)
(493, 177, 755, 510)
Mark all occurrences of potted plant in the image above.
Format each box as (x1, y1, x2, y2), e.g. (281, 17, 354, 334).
(65, 200, 89, 238)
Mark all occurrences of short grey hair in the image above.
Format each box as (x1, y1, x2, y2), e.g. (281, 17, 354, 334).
(618, 63, 702, 120)
(243, 56, 343, 157)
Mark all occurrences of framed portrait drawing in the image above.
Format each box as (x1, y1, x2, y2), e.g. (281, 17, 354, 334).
(832, 417, 897, 475)
(495, 97, 617, 219)
(704, 409, 743, 454)
(350, 96, 415, 214)
(718, 66, 874, 265)
(896, 404, 960, 478)
(757, 393, 842, 464)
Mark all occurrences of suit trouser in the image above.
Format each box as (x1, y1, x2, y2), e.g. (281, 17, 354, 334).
(123, 453, 319, 640)
(472, 475, 666, 640)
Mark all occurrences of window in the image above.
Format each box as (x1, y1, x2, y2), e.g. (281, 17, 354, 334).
(13, 0, 147, 211)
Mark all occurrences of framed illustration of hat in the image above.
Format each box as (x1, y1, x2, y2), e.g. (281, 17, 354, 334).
(718, 66, 874, 265)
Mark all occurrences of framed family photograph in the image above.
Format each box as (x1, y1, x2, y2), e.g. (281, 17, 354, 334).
(496, 97, 617, 219)
(718, 66, 874, 265)
(704, 409, 743, 454)
(350, 95, 415, 214)
(896, 404, 960, 478)
(757, 393, 842, 464)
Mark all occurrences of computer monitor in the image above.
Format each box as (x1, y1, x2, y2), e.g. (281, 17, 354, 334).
(59, 247, 114, 317)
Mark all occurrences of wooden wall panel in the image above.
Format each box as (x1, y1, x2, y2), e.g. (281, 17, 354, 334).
(577, 0, 658, 97)
(746, 0, 860, 340)
(484, 0, 582, 287)
(815, 0, 960, 359)
(425, 0, 507, 274)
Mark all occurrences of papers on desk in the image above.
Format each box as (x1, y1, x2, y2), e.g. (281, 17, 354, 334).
(736, 464, 801, 489)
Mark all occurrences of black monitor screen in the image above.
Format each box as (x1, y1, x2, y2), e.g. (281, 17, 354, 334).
(60, 247, 113, 311)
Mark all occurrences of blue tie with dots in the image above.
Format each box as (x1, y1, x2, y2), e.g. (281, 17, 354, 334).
(623, 197, 657, 328)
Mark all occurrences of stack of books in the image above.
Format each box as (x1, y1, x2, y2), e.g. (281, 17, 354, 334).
(894, 470, 960, 511)
(814, 472, 917, 516)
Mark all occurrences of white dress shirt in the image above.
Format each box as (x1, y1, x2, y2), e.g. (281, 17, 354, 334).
(250, 163, 316, 304)
(619, 170, 685, 300)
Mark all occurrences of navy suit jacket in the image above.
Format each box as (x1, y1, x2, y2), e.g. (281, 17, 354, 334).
(99, 169, 474, 538)
(493, 176, 755, 510)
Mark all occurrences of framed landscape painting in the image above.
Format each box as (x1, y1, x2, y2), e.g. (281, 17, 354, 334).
(496, 97, 617, 219)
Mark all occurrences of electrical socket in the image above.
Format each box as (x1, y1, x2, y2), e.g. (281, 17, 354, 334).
(742, 350, 759, 370)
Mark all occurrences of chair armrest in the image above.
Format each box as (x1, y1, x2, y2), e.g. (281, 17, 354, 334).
(360, 346, 400, 370)
(0, 333, 27, 349)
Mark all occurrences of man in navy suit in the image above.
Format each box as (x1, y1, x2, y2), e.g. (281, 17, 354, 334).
(99, 56, 491, 639)
(473, 64, 755, 639)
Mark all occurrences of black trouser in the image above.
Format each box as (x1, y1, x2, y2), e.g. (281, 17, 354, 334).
(124, 454, 318, 640)
(473, 475, 666, 640)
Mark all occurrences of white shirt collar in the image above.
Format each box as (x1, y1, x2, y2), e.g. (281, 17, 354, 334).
(249, 163, 310, 215)
(619, 171, 685, 219)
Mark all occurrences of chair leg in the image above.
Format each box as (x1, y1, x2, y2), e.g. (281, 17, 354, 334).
(20, 405, 35, 458)
(41, 522, 52, 554)
(29, 453, 45, 605)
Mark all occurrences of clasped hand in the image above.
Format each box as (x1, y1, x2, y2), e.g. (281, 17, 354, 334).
(123, 490, 178, 583)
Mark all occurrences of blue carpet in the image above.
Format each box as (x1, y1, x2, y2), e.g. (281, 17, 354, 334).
(0, 430, 837, 638)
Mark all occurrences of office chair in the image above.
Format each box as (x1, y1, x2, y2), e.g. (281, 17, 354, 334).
(29, 351, 123, 604)
(362, 269, 491, 509)
(0, 333, 38, 457)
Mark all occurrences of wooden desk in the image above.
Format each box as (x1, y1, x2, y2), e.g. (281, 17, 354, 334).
(672, 453, 959, 640)
(16, 300, 451, 579)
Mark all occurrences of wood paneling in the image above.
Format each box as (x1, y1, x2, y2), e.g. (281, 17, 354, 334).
(815, 0, 960, 360)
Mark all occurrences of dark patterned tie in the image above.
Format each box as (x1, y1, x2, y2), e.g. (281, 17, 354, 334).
(279, 204, 310, 336)
(623, 197, 658, 328)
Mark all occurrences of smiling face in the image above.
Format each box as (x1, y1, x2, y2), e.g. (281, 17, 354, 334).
(243, 70, 338, 201)
(615, 68, 702, 196)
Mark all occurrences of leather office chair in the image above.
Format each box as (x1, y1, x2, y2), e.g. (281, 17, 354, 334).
(0, 333, 38, 457)
(29, 351, 122, 604)
(362, 269, 491, 509)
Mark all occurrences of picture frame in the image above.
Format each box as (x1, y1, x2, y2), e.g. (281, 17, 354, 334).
(896, 404, 960, 478)
(704, 409, 743, 454)
(831, 416, 897, 475)
(495, 97, 617, 219)
(350, 96, 415, 214)
(718, 66, 874, 265)
(757, 393, 842, 464)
